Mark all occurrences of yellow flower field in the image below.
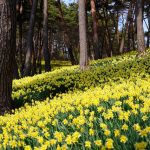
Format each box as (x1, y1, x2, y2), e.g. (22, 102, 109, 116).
(0, 51, 149, 149)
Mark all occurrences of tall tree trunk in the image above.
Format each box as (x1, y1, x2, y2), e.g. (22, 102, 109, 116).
(0, 0, 16, 114)
(90, 0, 101, 59)
(37, 0, 42, 74)
(103, 7, 113, 57)
(113, 12, 120, 54)
(79, 0, 88, 70)
(147, 5, 150, 48)
(17, 0, 24, 77)
(127, 22, 131, 51)
(68, 47, 76, 65)
(13, 58, 19, 79)
(119, 4, 132, 53)
(32, 45, 37, 75)
(131, 2, 136, 50)
(23, 0, 38, 76)
(136, 0, 145, 53)
(43, 0, 51, 72)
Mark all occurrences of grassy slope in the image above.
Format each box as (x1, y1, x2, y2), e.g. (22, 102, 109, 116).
(0, 51, 149, 149)
(12, 52, 150, 108)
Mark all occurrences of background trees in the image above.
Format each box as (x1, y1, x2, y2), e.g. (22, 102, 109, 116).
(13, 0, 148, 75)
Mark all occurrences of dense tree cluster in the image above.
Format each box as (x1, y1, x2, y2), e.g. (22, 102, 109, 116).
(0, 0, 149, 113)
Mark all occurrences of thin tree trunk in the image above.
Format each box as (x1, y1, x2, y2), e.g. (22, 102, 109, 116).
(147, 5, 150, 48)
(68, 47, 76, 64)
(103, 7, 113, 57)
(17, 0, 24, 77)
(119, 4, 132, 53)
(90, 0, 101, 59)
(32, 43, 37, 75)
(79, 0, 88, 70)
(13, 58, 19, 79)
(131, 2, 136, 50)
(43, 0, 51, 72)
(136, 0, 145, 53)
(127, 22, 131, 51)
(111, 11, 119, 54)
(114, 12, 120, 53)
(23, 0, 38, 76)
(0, 0, 16, 114)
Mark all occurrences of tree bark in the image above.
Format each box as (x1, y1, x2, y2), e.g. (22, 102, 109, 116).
(136, 0, 145, 53)
(18, 1, 24, 77)
(13, 58, 19, 79)
(79, 0, 88, 70)
(23, 0, 38, 76)
(113, 12, 120, 54)
(43, 0, 51, 72)
(147, 4, 150, 48)
(90, 0, 101, 59)
(0, 0, 16, 114)
(119, 4, 132, 53)
(103, 7, 113, 57)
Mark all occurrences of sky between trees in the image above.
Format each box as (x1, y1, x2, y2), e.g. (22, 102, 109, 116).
(63, 0, 148, 32)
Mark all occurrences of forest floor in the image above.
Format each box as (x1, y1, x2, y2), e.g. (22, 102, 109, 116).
(0, 50, 150, 149)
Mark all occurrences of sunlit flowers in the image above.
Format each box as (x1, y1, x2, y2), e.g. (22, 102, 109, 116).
(0, 51, 149, 149)
(85, 141, 91, 148)
(120, 135, 128, 143)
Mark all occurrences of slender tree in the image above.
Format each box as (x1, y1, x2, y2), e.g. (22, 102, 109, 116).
(0, 0, 16, 114)
(43, 0, 51, 71)
(17, 0, 24, 77)
(146, 4, 150, 48)
(119, 4, 132, 53)
(23, 0, 38, 76)
(90, 0, 101, 59)
(136, 0, 145, 53)
(79, 0, 88, 70)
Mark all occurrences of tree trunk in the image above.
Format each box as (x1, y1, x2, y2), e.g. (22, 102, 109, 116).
(147, 5, 150, 48)
(17, 0, 24, 77)
(68, 47, 77, 65)
(119, 4, 132, 53)
(79, 0, 88, 70)
(43, 0, 51, 72)
(90, 0, 101, 60)
(103, 7, 113, 57)
(13, 58, 20, 79)
(32, 45, 37, 75)
(0, 0, 16, 114)
(23, 0, 38, 76)
(113, 12, 120, 54)
(136, 0, 145, 53)
(127, 22, 131, 51)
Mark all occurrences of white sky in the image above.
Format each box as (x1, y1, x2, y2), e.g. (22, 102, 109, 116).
(63, 0, 75, 4)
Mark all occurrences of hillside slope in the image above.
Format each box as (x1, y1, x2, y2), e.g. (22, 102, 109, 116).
(12, 52, 150, 107)
(0, 52, 149, 149)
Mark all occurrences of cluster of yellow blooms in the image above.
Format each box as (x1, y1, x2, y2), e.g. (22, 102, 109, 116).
(12, 51, 150, 107)
(0, 51, 149, 149)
